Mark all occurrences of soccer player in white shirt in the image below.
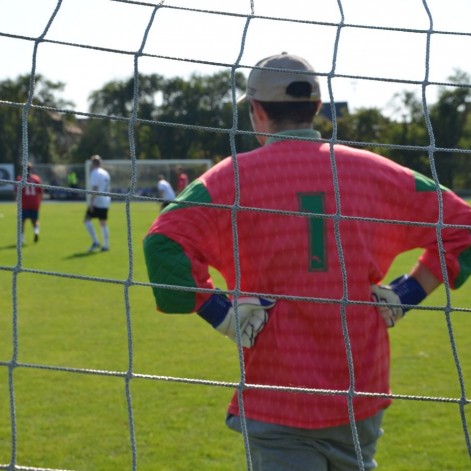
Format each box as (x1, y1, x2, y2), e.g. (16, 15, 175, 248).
(84, 155, 111, 252)
(156, 174, 176, 209)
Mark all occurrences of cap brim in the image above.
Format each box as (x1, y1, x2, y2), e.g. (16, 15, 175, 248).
(236, 93, 247, 104)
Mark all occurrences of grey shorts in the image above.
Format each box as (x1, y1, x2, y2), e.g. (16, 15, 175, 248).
(226, 410, 384, 471)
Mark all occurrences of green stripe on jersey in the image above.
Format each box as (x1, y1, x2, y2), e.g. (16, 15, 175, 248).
(455, 243, 471, 289)
(413, 171, 449, 192)
(143, 233, 197, 313)
(161, 180, 212, 214)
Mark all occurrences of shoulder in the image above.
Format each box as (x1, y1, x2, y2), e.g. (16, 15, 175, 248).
(334, 144, 412, 174)
(331, 145, 420, 198)
(200, 157, 233, 184)
(25, 174, 41, 184)
(96, 168, 110, 179)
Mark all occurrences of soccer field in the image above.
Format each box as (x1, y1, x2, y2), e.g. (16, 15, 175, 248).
(0, 201, 470, 470)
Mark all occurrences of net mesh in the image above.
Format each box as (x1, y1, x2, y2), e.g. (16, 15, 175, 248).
(1, 1, 470, 470)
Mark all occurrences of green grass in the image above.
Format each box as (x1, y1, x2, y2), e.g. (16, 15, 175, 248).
(0, 200, 470, 470)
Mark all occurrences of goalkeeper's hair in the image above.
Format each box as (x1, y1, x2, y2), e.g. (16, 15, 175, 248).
(257, 101, 318, 126)
(255, 80, 319, 129)
(249, 80, 319, 130)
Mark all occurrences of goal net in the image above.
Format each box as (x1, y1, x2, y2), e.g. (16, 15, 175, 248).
(1, 1, 470, 471)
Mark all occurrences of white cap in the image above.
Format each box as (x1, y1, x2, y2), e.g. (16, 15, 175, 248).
(238, 52, 321, 104)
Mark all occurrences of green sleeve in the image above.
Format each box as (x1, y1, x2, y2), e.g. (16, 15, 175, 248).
(143, 233, 197, 313)
(455, 246, 471, 289)
(412, 171, 471, 288)
(160, 179, 212, 215)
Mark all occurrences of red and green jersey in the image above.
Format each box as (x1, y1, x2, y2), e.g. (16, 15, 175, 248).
(144, 129, 471, 429)
(16, 173, 42, 210)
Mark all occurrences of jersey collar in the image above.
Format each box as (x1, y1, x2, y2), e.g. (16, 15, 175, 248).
(266, 128, 321, 145)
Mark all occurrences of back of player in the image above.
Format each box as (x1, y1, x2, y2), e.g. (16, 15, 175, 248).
(146, 135, 471, 429)
(156, 174, 176, 209)
(16, 163, 43, 244)
(176, 165, 189, 194)
(144, 52, 471, 470)
(84, 155, 111, 252)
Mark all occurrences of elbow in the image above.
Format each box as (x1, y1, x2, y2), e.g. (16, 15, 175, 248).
(154, 286, 196, 314)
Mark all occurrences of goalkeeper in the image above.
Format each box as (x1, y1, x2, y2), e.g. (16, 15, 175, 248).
(143, 52, 471, 470)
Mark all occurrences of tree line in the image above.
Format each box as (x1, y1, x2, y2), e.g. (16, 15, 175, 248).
(0, 70, 470, 190)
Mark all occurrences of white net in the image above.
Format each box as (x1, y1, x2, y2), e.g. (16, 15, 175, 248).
(0, 1, 470, 470)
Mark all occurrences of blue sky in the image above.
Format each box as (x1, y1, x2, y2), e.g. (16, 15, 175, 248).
(0, 0, 470, 115)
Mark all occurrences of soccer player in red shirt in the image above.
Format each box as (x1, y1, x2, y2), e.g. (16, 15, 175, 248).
(144, 53, 471, 470)
(176, 165, 189, 194)
(16, 162, 43, 244)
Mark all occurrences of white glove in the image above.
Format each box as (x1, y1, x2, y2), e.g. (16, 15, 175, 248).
(197, 294, 276, 347)
(370, 284, 404, 328)
(371, 275, 428, 328)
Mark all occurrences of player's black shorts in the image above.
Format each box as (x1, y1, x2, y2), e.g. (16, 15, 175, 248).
(85, 206, 109, 221)
(22, 209, 39, 221)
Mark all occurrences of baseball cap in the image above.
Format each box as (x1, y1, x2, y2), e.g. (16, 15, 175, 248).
(237, 52, 321, 104)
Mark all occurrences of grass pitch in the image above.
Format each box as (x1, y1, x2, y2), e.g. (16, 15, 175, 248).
(0, 200, 470, 470)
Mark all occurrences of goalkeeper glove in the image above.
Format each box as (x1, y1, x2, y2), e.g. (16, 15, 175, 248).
(197, 293, 275, 348)
(371, 275, 427, 328)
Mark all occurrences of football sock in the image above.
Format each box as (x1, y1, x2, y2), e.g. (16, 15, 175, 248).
(102, 225, 109, 249)
(85, 220, 99, 244)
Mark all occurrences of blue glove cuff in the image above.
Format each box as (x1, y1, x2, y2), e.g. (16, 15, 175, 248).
(197, 293, 231, 328)
(390, 275, 427, 312)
